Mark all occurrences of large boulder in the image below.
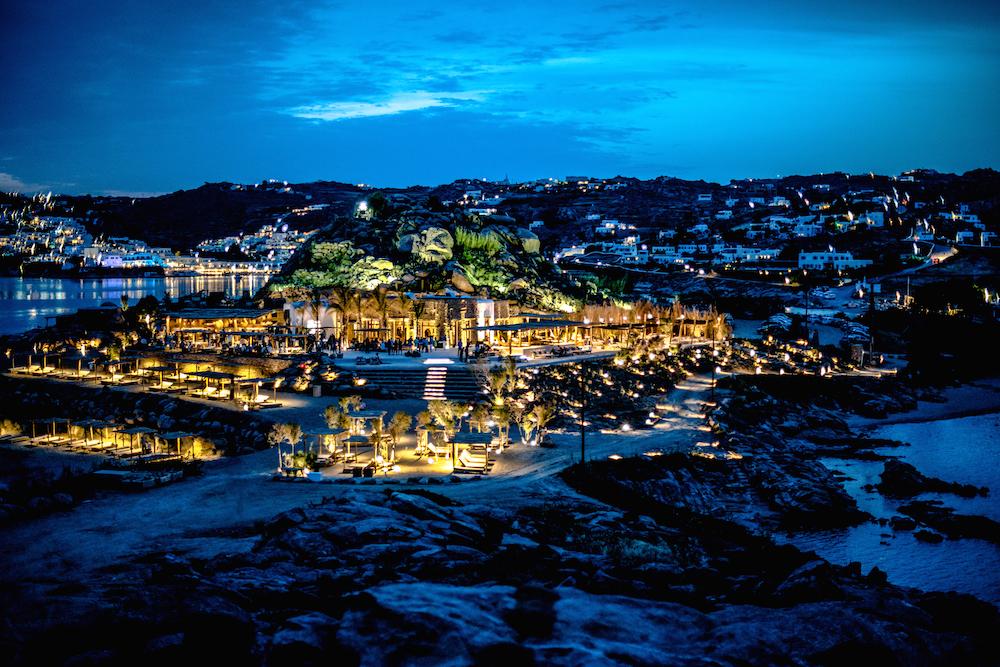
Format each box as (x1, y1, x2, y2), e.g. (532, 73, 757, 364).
(451, 269, 475, 294)
(395, 233, 416, 253)
(877, 460, 985, 499)
(516, 228, 540, 254)
(411, 227, 454, 263)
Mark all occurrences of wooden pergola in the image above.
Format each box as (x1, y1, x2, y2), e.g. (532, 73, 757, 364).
(448, 431, 495, 473)
(465, 320, 585, 357)
(114, 426, 157, 456)
(158, 431, 195, 458)
(75, 419, 115, 448)
(304, 427, 349, 460)
(187, 370, 237, 401)
(31, 417, 70, 443)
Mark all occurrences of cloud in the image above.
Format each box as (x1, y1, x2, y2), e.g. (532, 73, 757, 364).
(0, 172, 48, 193)
(286, 90, 493, 121)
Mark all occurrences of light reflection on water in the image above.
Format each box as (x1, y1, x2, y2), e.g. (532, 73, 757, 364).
(0, 275, 270, 335)
(782, 412, 1000, 605)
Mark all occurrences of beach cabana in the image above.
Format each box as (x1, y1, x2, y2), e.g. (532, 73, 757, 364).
(158, 431, 195, 458)
(75, 419, 115, 450)
(234, 376, 281, 407)
(188, 370, 236, 400)
(448, 431, 495, 474)
(144, 365, 177, 391)
(303, 427, 348, 465)
(346, 409, 386, 435)
(102, 357, 143, 385)
(31, 417, 71, 444)
(114, 426, 157, 455)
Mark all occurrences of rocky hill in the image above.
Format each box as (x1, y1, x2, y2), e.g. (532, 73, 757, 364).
(267, 195, 583, 311)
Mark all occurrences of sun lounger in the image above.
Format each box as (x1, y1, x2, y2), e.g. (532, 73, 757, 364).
(426, 443, 449, 459)
(454, 448, 491, 474)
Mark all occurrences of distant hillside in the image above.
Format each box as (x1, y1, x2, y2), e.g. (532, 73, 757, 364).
(3, 168, 997, 255)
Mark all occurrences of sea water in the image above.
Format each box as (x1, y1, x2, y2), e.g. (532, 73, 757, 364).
(784, 412, 1000, 604)
(0, 275, 270, 335)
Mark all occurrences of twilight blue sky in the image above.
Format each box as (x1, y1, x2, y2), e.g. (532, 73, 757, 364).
(1, 0, 998, 195)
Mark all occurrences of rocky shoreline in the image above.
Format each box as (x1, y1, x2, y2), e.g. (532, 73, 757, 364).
(712, 374, 999, 577)
(7, 484, 998, 665)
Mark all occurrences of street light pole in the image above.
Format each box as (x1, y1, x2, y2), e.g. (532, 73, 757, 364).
(578, 368, 587, 463)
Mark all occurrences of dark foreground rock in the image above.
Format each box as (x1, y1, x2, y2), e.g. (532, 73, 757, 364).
(6, 486, 998, 666)
(877, 459, 988, 499)
(899, 500, 1000, 545)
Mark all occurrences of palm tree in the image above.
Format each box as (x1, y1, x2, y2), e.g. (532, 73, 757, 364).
(370, 286, 391, 340)
(346, 290, 365, 342)
(388, 411, 412, 451)
(396, 292, 413, 339)
(304, 286, 326, 334)
(411, 299, 428, 340)
(328, 286, 351, 342)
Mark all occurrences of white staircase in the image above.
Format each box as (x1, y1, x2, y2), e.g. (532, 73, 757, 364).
(422, 366, 449, 400)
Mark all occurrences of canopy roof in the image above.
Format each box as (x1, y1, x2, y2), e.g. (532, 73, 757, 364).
(305, 427, 348, 436)
(347, 410, 386, 419)
(106, 356, 142, 366)
(76, 419, 115, 428)
(169, 308, 277, 320)
(159, 431, 195, 440)
(116, 426, 157, 435)
(451, 432, 494, 444)
(189, 370, 236, 379)
(465, 320, 583, 332)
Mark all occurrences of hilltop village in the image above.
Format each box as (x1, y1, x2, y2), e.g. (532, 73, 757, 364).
(2, 169, 998, 284)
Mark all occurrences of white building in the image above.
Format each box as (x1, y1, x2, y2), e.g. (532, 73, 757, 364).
(798, 249, 872, 271)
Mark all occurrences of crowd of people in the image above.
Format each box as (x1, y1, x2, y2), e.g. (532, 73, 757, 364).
(352, 336, 438, 355)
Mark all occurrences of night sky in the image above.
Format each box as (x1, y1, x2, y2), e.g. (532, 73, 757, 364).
(1, 0, 998, 195)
